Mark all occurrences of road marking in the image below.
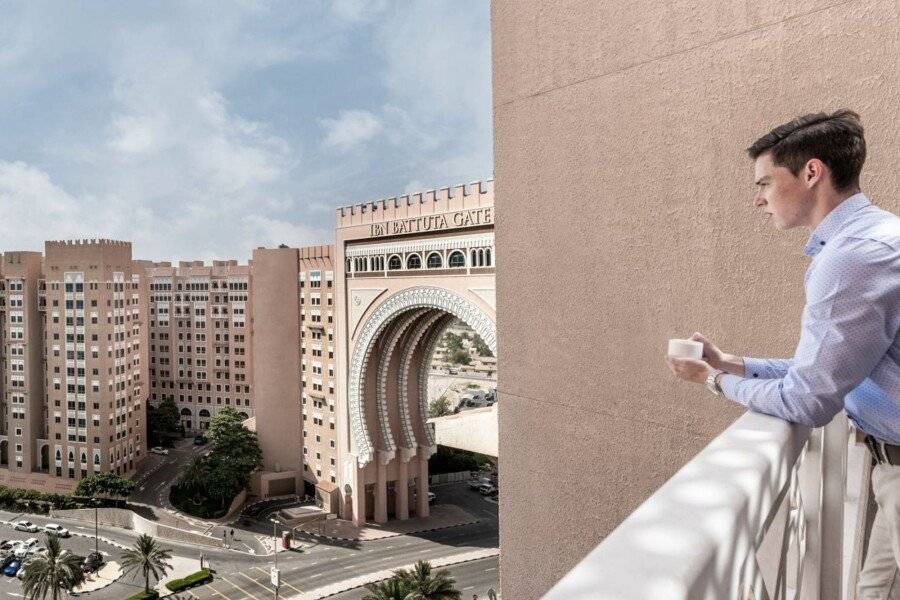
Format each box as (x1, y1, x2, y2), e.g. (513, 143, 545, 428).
(204, 585, 232, 600)
(219, 576, 260, 600)
(237, 572, 275, 594)
(485, 567, 497, 571)
(463, 586, 474, 591)
(251, 568, 305, 595)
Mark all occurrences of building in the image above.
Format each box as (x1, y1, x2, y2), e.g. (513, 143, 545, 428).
(249, 245, 339, 504)
(145, 260, 253, 432)
(490, 0, 900, 597)
(0, 240, 148, 494)
(332, 180, 495, 525)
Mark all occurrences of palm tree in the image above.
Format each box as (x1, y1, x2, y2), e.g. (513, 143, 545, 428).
(361, 577, 415, 600)
(395, 561, 461, 600)
(21, 534, 85, 600)
(120, 534, 173, 594)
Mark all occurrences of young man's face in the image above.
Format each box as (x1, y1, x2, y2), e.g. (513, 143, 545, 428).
(752, 152, 812, 230)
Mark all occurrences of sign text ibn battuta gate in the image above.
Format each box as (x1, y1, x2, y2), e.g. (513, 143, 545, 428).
(368, 207, 493, 238)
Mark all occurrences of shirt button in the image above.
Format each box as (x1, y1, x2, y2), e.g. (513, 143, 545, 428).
(752, 373, 759, 378)
(820, 241, 826, 246)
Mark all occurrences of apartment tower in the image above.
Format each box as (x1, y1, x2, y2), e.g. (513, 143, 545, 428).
(146, 261, 252, 432)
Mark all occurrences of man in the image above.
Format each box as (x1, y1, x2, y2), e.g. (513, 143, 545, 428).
(667, 109, 899, 598)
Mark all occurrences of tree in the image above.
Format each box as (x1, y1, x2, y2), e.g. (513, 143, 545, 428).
(204, 407, 262, 507)
(21, 534, 85, 600)
(121, 534, 173, 594)
(428, 395, 453, 418)
(395, 561, 461, 600)
(74, 472, 136, 501)
(362, 578, 414, 600)
(472, 335, 492, 357)
(179, 457, 208, 500)
(449, 349, 471, 365)
(147, 398, 181, 446)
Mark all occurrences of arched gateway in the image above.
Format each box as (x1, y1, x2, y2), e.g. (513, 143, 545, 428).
(335, 180, 495, 525)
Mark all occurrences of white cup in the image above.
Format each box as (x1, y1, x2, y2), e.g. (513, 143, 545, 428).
(668, 338, 703, 360)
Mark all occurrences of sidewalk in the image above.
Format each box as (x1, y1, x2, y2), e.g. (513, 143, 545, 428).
(75, 561, 122, 593)
(296, 504, 478, 541)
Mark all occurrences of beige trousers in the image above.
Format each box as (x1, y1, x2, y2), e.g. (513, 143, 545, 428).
(858, 462, 900, 599)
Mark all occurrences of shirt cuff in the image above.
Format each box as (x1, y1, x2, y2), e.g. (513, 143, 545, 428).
(719, 374, 747, 406)
(743, 357, 774, 379)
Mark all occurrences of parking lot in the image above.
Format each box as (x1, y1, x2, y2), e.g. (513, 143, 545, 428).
(0, 517, 125, 595)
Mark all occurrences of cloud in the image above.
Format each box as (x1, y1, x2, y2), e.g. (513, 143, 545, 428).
(0, 2, 493, 260)
(320, 110, 383, 152)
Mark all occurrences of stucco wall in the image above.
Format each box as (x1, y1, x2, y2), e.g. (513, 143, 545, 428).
(491, 1, 899, 598)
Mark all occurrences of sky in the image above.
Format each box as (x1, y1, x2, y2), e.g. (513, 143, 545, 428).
(0, 1, 493, 261)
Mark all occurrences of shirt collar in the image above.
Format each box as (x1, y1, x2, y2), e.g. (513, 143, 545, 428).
(804, 192, 871, 256)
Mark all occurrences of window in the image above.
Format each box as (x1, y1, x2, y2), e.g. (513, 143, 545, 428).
(426, 253, 443, 269)
(448, 251, 466, 268)
(406, 254, 421, 269)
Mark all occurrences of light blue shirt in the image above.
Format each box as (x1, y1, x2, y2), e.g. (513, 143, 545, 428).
(720, 193, 900, 443)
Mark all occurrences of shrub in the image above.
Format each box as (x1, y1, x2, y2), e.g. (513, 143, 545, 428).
(125, 590, 159, 600)
(165, 569, 212, 592)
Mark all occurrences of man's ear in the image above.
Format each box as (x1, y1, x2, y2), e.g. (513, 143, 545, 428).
(803, 158, 826, 188)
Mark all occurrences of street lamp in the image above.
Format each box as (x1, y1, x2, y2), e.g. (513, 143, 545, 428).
(269, 518, 280, 600)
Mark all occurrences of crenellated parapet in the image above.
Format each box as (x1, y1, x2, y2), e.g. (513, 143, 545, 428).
(336, 180, 494, 228)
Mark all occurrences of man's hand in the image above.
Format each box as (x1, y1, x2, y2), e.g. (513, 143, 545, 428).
(666, 356, 714, 384)
(690, 332, 746, 376)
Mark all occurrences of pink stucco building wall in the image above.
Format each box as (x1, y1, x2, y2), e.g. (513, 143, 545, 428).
(491, 1, 899, 597)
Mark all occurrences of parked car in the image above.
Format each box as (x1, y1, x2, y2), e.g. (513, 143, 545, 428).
(0, 541, 12, 550)
(193, 435, 207, 446)
(14, 520, 39, 533)
(82, 551, 103, 573)
(16, 562, 30, 580)
(21, 538, 39, 548)
(43, 523, 71, 538)
(3, 560, 21, 577)
(478, 483, 497, 496)
(469, 477, 491, 490)
(149, 446, 169, 455)
(31, 545, 48, 557)
(0, 552, 14, 569)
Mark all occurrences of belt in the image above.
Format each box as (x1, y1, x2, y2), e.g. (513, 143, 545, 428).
(864, 435, 900, 466)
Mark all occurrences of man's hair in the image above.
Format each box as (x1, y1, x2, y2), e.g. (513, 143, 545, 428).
(747, 109, 866, 191)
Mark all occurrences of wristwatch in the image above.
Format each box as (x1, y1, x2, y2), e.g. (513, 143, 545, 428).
(706, 369, 725, 396)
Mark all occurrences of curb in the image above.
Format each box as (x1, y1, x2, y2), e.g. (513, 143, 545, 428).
(300, 517, 480, 543)
(285, 549, 500, 600)
(70, 530, 130, 550)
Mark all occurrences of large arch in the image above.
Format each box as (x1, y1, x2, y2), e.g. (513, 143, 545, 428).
(348, 286, 497, 467)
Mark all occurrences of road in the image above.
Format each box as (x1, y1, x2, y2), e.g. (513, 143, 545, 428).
(327, 556, 499, 599)
(131, 438, 206, 507)
(0, 481, 499, 599)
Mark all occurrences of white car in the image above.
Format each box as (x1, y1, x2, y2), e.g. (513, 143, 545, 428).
(43, 524, 70, 538)
(14, 521, 39, 533)
(149, 446, 169, 455)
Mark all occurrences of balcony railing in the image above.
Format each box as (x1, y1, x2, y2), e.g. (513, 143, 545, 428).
(545, 411, 875, 600)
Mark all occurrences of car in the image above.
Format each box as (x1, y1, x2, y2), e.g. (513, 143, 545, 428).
(21, 538, 39, 548)
(14, 520, 39, 533)
(469, 477, 491, 490)
(3, 560, 21, 577)
(149, 446, 169, 455)
(31, 545, 48, 557)
(478, 483, 497, 496)
(43, 524, 71, 538)
(0, 541, 12, 551)
(82, 552, 103, 573)
(193, 435, 207, 446)
(0, 553, 14, 569)
(427, 492, 436, 505)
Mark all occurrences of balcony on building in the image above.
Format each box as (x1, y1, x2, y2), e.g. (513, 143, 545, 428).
(545, 410, 876, 600)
